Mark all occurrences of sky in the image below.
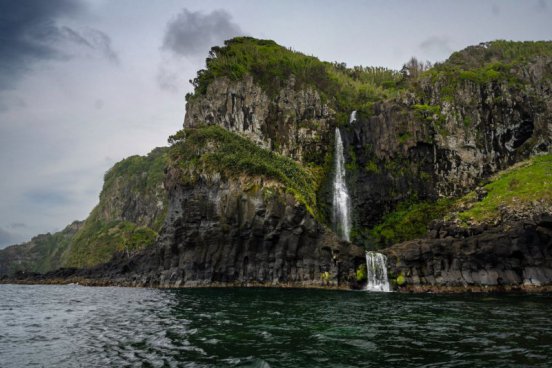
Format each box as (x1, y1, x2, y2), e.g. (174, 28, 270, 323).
(0, 0, 551, 247)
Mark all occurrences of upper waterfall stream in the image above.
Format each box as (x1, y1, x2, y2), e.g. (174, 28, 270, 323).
(332, 126, 352, 241)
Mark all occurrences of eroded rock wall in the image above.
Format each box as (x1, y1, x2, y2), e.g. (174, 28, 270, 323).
(184, 75, 334, 165)
(348, 56, 552, 229)
(108, 174, 364, 288)
(383, 214, 552, 291)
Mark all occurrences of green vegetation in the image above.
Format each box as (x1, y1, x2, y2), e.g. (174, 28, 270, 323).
(365, 160, 380, 173)
(369, 154, 551, 247)
(169, 125, 322, 217)
(65, 210, 157, 268)
(422, 41, 552, 100)
(370, 198, 453, 246)
(445, 41, 552, 70)
(398, 132, 412, 144)
(0, 223, 79, 275)
(62, 148, 169, 268)
(396, 274, 406, 286)
(412, 104, 446, 130)
(412, 104, 441, 118)
(356, 264, 367, 282)
(188, 37, 403, 123)
(103, 147, 168, 195)
(457, 154, 552, 224)
(321, 271, 331, 284)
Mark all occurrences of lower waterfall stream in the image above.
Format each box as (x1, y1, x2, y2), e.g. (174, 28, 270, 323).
(365, 251, 391, 292)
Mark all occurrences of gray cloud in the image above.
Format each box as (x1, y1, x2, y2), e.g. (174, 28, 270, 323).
(162, 9, 242, 58)
(419, 36, 453, 59)
(61, 26, 119, 63)
(492, 3, 501, 16)
(0, 0, 117, 92)
(24, 189, 73, 207)
(9, 223, 26, 229)
(157, 66, 180, 93)
(0, 226, 17, 248)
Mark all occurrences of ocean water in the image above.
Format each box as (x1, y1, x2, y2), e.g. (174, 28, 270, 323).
(0, 285, 551, 367)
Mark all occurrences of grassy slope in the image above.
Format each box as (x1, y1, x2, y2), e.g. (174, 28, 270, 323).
(169, 125, 323, 219)
(456, 154, 551, 224)
(62, 148, 169, 268)
(370, 154, 552, 246)
(188, 36, 403, 124)
(0, 223, 79, 275)
(420, 41, 552, 99)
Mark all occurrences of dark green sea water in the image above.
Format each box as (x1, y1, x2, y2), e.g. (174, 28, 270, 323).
(0, 285, 551, 367)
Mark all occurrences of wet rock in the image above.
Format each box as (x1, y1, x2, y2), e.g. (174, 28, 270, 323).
(384, 214, 552, 290)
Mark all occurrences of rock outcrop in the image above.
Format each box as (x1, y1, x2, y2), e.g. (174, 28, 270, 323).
(185, 75, 334, 165)
(6, 176, 364, 288)
(348, 51, 552, 231)
(384, 214, 552, 292)
(118, 175, 364, 287)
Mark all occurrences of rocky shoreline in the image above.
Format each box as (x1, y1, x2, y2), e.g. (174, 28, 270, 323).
(3, 275, 552, 294)
(384, 214, 552, 291)
(3, 215, 551, 294)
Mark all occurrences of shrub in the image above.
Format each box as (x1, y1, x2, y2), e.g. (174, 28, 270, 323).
(356, 264, 367, 282)
(169, 125, 323, 219)
(187, 37, 404, 118)
(370, 198, 453, 246)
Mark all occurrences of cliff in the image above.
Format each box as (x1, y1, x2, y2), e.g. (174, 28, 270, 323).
(382, 154, 552, 292)
(347, 41, 552, 245)
(0, 221, 83, 275)
(131, 125, 364, 287)
(182, 39, 552, 249)
(2, 38, 551, 292)
(63, 147, 169, 268)
(0, 147, 169, 274)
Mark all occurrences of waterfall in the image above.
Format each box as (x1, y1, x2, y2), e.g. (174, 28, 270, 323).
(365, 252, 391, 292)
(349, 110, 357, 124)
(332, 128, 352, 241)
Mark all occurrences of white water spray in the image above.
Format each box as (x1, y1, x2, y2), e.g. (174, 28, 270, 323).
(349, 110, 357, 124)
(365, 251, 391, 292)
(332, 128, 352, 241)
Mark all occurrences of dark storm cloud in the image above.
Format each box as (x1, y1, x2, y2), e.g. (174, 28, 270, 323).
(0, 0, 117, 91)
(162, 9, 242, 58)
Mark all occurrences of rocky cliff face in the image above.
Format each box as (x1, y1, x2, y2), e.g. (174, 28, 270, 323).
(346, 48, 552, 234)
(383, 214, 552, 292)
(92, 147, 168, 230)
(115, 174, 363, 288)
(185, 75, 334, 165)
